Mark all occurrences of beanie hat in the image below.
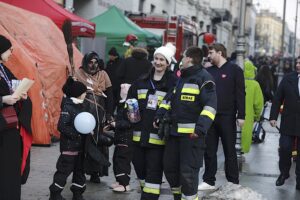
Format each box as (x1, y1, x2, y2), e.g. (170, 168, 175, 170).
(0, 35, 12, 55)
(108, 47, 119, 57)
(154, 43, 176, 64)
(62, 76, 87, 98)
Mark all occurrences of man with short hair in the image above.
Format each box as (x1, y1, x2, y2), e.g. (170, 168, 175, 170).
(198, 43, 245, 190)
(269, 56, 300, 190)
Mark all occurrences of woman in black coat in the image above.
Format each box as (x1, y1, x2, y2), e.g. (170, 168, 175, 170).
(0, 35, 32, 200)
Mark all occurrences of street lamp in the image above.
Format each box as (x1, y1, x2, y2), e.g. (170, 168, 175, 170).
(235, 0, 246, 172)
(292, 1, 299, 69)
(277, 0, 287, 86)
(236, 0, 246, 70)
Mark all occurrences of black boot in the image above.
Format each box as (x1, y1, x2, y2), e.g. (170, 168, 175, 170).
(72, 192, 85, 200)
(173, 194, 181, 200)
(49, 192, 66, 200)
(275, 174, 290, 186)
(90, 174, 101, 183)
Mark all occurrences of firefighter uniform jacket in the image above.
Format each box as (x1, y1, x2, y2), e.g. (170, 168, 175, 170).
(127, 69, 177, 147)
(157, 65, 217, 136)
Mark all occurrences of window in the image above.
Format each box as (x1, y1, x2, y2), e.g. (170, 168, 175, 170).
(150, 4, 156, 13)
(139, 0, 145, 12)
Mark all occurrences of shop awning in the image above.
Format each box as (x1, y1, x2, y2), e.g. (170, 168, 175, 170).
(1, 0, 95, 37)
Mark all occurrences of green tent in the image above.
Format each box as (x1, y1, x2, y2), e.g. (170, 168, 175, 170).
(91, 6, 161, 57)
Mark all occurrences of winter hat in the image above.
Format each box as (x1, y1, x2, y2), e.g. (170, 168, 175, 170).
(165, 42, 177, 63)
(120, 83, 131, 102)
(62, 76, 87, 98)
(154, 43, 176, 64)
(0, 35, 12, 55)
(108, 47, 119, 57)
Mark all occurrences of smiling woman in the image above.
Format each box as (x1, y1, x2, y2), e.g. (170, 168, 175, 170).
(126, 44, 178, 199)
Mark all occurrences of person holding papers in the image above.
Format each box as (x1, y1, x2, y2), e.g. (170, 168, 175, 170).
(0, 35, 33, 200)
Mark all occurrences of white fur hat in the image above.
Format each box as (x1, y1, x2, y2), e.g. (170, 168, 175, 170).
(154, 43, 176, 64)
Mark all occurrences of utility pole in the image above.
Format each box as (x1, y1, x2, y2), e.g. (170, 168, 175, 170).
(220, 0, 225, 43)
(236, 0, 246, 70)
(293, 1, 299, 69)
(235, 0, 246, 172)
(277, 0, 287, 86)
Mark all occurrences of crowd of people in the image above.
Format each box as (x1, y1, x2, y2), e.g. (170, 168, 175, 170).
(1, 33, 300, 200)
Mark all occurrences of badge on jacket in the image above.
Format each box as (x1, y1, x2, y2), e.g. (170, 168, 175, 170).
(146, 94, 158, 110)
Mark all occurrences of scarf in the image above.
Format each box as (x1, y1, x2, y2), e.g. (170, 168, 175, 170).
(75, 68, 112, 96)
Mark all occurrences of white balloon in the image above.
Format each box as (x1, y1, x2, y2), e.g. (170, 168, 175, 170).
(74, 112, 96, 134)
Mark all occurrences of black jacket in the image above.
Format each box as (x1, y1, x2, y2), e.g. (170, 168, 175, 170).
(270, 72, 300, 136)
(105, 57, 123, 93)
(207, 62, 245, 119)
(114, 102, 132, 145)
(58, 98, 85, 152)
(0, 65, 32, 133)
(157, 65, 217, 136)
(128, 69, 177, 147)
(117, 48, 152, 84)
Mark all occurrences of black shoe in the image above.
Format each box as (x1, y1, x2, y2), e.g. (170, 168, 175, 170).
(90, 175, 101, 183)
(275, 174, 290, 186)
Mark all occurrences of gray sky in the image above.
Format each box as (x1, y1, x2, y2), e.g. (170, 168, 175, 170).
(253, 0, 299, 35)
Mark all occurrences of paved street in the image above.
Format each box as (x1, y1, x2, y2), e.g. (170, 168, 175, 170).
(21, 112, 300, 200)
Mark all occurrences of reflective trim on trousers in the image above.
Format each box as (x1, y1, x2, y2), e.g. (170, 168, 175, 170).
(54, 183, 64, 189)
(143, 182, 160, 195)
(181, 193, 198, 200)
(171, 187, 181, 194)
(72, 183, 86, 188)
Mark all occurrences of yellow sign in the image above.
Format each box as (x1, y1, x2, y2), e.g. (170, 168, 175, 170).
(181, 95, 195, 101)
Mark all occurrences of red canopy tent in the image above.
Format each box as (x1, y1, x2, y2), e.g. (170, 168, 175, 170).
(1, 0, 95, 37)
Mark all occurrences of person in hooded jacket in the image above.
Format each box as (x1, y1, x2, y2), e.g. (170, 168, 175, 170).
(49, 77, 87, 200)
(75, 52, 114, 183)
(127, 44, 177, 200)
(117, 47, 152, 85)
(241, 60, 264, 154)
